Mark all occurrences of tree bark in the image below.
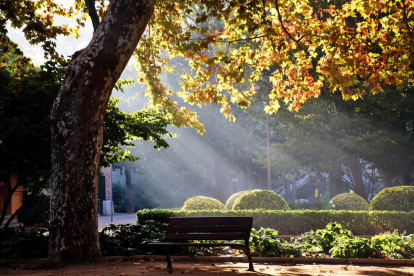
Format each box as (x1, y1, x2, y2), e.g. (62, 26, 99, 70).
(291, 178, 297, 202)
(328, 162, 346, 198)
(49, 0, 154, 263)
(347, 156, 368, 200)
(283, 176, 290, 202)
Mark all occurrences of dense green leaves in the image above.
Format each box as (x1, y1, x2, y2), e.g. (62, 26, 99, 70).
(137, 209, 414, 235)
(101, 97, 174, 167)
(249, 228, 301, 257)
(330, 193, 370, 211)
(370, 186, 414, 212)
(99, 221, 168, 256)
(233, 190, 290, 211)
(294, 222, 352, 254)
(182, 196, 226, 211)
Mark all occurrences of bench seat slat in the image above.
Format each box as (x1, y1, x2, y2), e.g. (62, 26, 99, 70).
(168, 217, 252, 226)
(165, 233, 250, 240)
(147, 242, 246, 248)
(167, 225, 251, 233)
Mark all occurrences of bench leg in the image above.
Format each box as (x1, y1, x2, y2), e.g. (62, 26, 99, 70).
(165, 247, 172, 269)
(243, 248, 254, 271)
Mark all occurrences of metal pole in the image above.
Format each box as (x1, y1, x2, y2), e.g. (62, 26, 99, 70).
(266, 89, 272, 191)
(110, 200, 113, 223)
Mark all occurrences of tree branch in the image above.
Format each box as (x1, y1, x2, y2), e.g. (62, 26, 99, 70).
(4, 174, 51, 228)
(0, 177, 21, 228)
(275, 0, 307, 49)
(85, 0, 100, 32)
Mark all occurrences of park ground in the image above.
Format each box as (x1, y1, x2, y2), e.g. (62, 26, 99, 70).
(1, 258, 414, 275)
(2, 215, 412, 275)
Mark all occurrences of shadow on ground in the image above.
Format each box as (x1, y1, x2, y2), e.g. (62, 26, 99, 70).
(0, 259, 413, 275)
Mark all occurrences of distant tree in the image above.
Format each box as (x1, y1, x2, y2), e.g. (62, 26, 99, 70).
(261, 87, 414, 199)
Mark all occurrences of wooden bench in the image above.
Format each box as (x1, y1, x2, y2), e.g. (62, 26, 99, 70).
(147, 217, 254, 271)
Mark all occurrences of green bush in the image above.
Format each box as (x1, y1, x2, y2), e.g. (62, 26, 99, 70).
(330, 236, 372, 258)
(370, 186, 414, 211)
(19, 193, 50, 226)
(370, 233, 414, 259)
(225, 190, 256, 210)
(137, 209, 414, 235)
(289, 202, 325, 210)
(0, 227, 49, 258)
(182, 196, 225, 211)
(294, 222, 352, 254)
(99, 221, 168, 256)
(233, 190, 290, 211)
(330, 193, 369, 211)
(249, 228, 301, 257)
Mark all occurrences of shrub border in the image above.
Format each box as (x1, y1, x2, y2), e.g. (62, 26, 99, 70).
(136, 209, 414, 235)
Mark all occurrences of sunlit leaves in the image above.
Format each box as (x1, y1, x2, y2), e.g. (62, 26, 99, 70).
(132, 0, 413, 130)
(6, 0, 412, 131)
(1, 0, 82, 70)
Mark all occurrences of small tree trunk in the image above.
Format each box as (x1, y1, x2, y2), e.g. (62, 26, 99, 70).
(347, 156, 368, 200)
(283, 176, 290, 202)
(4, 174, 50, 228)
(291, 179, 297, 202)
(125, 164, 134, 214)
(213, 162, 228, 203)
(329, 162, 345, 198)
(0, 175, 20, 228)
(49, 0, 154, 263)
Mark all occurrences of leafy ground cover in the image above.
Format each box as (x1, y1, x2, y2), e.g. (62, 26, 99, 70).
(2, 222, 414, 260)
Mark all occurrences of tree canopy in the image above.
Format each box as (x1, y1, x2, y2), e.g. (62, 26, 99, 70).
(2, 0, 412, 127)
(135, 0, 414, 126)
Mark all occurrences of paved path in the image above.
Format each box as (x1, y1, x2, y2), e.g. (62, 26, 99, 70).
(98, 213, 136, 231)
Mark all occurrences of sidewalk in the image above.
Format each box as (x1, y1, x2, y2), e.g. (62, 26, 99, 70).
(98, 213, 136, 231)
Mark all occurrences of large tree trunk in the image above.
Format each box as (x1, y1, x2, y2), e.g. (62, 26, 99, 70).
(49, 0, 154, 263)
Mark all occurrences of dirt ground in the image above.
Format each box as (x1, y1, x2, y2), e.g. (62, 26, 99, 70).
(1, 259, 414, 276)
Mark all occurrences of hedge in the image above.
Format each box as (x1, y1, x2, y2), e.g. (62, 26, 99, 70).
(136, 209, 414, 235)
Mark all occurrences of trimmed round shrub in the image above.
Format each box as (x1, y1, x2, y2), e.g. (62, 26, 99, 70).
(182, 196, 225, 211)
(233, 190, 290, 211)
(370, 186, 414, 211)
(225, 190, 257, 210)
(330, 193, 369, 211)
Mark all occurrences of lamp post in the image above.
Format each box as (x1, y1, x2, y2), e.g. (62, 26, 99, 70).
(255, 78, 273, 191)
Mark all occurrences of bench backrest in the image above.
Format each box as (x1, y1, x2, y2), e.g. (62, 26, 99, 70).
(165, 217, 253, 241)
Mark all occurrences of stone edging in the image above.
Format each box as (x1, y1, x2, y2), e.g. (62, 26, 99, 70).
(102, 255, 414, 266)
(2, 255, 413, 266)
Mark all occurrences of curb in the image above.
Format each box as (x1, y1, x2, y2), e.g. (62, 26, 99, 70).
(2, 255, 414, 266)
(102, 255, 414, 266)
